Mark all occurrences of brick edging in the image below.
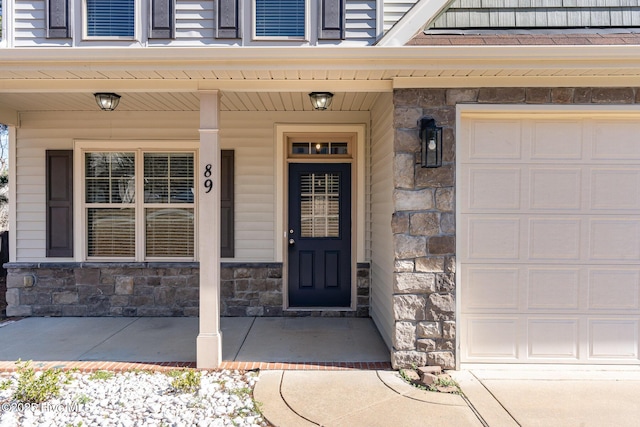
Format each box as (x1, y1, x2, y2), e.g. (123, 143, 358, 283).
(0, 361, 392, 372)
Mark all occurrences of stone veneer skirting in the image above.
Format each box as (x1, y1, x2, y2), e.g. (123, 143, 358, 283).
(3, 262, 370, 318)
(391, 86, 640, 370)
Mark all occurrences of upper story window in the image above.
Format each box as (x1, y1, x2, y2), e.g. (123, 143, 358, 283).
(254, 0, 306, 39)
(85, 0, 135, 38)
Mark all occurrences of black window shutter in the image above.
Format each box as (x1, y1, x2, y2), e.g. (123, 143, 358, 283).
(217, 0, 240, 38)
(150, 0, 175, 38)
(47, 0, 70, 38)
(220, 150, 235, 257)
(46, 150, 74, 257)
(319, 0, 345, 40)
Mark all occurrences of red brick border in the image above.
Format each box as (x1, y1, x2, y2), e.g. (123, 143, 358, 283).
(0, 360, 392, 372)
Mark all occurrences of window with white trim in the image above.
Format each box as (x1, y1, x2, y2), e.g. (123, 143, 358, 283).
(84, 151, 195, 260)
(84, 0, 135, 38)
(254, 0, 306, 39)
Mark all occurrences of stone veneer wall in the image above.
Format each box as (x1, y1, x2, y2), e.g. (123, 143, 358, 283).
(5, 262, 370, 318)
(391, 86, 640, 369)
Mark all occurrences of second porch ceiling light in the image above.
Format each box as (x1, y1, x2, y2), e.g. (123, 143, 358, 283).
(94, 93, 121, 111)
(309, 92, 334, 110)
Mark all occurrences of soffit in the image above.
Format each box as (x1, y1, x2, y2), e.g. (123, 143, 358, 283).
(0, 91, 381, 112)
(2, 46, 640, 113)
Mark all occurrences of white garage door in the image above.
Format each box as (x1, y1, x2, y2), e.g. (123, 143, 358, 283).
(459, 109, 640, 364)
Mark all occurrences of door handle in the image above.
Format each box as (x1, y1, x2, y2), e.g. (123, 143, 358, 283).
(289, 238, 295, 245)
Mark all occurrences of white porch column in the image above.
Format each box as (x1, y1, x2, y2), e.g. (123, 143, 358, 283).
(197, 90, 222, 368)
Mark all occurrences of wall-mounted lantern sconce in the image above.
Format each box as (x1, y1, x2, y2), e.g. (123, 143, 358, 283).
(94, 93, 121, 111)
(308, 92, 334, 111)
(419, 117, 443, 168)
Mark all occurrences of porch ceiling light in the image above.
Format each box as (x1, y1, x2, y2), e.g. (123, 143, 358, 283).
(94, 92, 121, 111)
(419, 117, 443, 168)
(309, 92, 334, 111)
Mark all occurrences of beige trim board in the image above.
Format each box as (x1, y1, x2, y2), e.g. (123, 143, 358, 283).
(393, 75, 640, 89)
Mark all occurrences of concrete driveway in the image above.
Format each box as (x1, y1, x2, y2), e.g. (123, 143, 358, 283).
(452, 368, 640, 427)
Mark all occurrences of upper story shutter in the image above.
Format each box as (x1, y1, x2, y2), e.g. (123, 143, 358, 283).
(150, 0, 175, 38)
(217, 0, 240, 38)
(319, 0, 345, 40)
(46, 150, 74, 258)
(47, 0, 71, 38)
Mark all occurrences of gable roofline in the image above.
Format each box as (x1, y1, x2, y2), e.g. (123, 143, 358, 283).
(377, 0, 452, 46)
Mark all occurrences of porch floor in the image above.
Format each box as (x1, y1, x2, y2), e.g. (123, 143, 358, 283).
(0, 317, 390, 368)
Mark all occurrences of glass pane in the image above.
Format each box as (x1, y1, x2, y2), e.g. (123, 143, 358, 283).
(85, 152, 135, 204)
(292, 143, 309, 155)
(170, 154, 194, 177)
(144, 153, 194, 204)
(255, 0, 305, 37)
(146, 208, 194, 257)
(88, 208, 135, 257)
(330, 143, 348, 155)
(144, 179, 168, 203)
(144, 154, 168, 178)
(311, 143, 329, 155)
(299, 172, 340, 238)
(170, 179, 194, 203)
(86, 0, 135, 37)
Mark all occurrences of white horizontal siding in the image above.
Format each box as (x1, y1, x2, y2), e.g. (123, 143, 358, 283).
(345, 0, 377, 42)
(173, 0, 215, 43)
(15, 112, 198, 261)
(369, 92, 394, 350)
(15, 109, 370, 263)
(13, 0, 49, 46)
(13, 0, 377, 46)
(383, 0, 418, 32)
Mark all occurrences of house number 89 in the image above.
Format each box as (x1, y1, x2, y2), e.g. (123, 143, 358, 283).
(204, 164, 213, 193)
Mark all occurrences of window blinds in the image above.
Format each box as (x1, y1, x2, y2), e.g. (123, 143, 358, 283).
(255, 0, 305, 37)
(86, 0, 135, 37)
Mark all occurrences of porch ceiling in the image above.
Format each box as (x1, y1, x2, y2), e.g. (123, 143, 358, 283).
(2, 45, 640, 115)
(0, 91, 381, 113)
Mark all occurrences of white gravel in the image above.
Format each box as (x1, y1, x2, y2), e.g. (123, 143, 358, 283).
(0, 369, 268, 427)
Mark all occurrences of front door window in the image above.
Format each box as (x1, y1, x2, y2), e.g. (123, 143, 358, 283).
(300, 172, 340, 238)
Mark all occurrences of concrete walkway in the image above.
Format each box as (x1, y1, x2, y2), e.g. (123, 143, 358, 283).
(256, 368, 640, 427)
(255, 370, 484, 427)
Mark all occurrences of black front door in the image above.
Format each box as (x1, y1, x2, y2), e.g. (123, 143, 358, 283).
(288, 163, 351, 307)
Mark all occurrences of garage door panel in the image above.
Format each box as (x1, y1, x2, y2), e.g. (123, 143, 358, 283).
(529, 168, 582, 210)
(589, 219, 640, 261)
(527, 268, 580, 310)
(593, 121, 640, 160)
(467, 217, 521, 260)
(465, 317, 520, 360)
(591, 168, 640, 210)
(467, 120, 523, 161)
(529, 218, 582, 260)
(466, 167, 521, 210)
(589, 319, 639, 359)
(462, 267, 520, 311)
(528, 318, 580, 359)
(531, 120, 583, 160)
(588, 269, 640, 310)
